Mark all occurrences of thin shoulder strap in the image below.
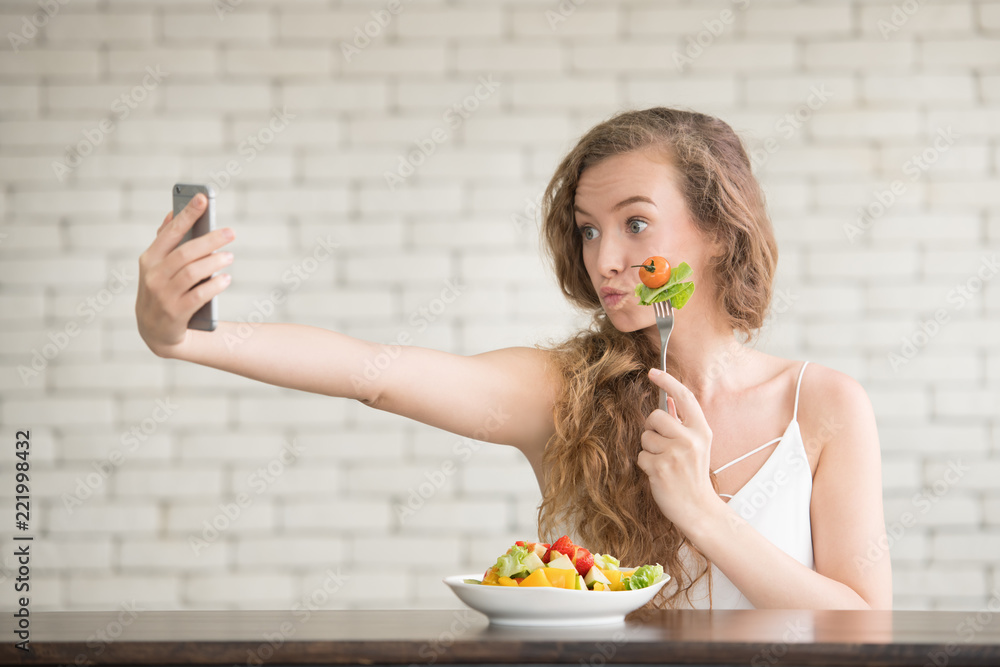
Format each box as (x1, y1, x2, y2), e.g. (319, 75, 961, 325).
(712, 437, 782, 475)
(792, 361, 809, 422)
(711, 361, 810, 477)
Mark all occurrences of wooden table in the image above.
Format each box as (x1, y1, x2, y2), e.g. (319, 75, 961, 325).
(2, 608, 1000, 665)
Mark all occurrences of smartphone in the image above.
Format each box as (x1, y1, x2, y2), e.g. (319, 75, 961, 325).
(172, 183, 218, 332)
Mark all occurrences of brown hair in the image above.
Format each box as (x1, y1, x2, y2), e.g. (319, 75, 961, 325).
(536, 107, 778, 608)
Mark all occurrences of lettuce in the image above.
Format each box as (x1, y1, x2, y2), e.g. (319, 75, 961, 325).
(635, 262, 695, 308)
(494, 545, 530, 578)
(625, 564, 664, 590)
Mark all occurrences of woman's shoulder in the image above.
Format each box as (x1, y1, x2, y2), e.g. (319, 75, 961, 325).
(790, 359, 878, 468)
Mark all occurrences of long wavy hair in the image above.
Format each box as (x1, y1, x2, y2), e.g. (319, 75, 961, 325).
(536, 107, 778, 608)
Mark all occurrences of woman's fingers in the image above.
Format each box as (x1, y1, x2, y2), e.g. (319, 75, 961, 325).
(160, 228, 234, 285)
(164, 249, 234, 302)
(145, 193, 207, 265)
(156, 210, 173, 236)
(647, 368, 707, 432)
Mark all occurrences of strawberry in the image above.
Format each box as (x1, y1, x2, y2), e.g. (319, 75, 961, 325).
(550, 535, 576, 557)
(572, 548, 594, 576)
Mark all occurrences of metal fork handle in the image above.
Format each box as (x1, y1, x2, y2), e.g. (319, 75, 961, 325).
(659, 338, 670, 413)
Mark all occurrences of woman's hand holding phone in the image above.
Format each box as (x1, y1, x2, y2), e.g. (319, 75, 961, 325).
(136, 193, 236, 358)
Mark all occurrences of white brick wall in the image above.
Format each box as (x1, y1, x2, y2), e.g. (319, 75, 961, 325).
(0, 0, 997, 613)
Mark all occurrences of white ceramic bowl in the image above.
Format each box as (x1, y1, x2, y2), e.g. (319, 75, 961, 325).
(443, 573, 669, 626)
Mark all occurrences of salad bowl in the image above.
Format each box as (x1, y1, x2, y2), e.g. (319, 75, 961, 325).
(443, 573, 670, 626)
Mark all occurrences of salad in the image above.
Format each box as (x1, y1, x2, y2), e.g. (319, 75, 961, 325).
(466, 535, 665, 591)
(632, 256, 695, 308)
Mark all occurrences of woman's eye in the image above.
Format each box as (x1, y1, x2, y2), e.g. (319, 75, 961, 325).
(579, 225, 599, 241)
(627, 218, 648, 234)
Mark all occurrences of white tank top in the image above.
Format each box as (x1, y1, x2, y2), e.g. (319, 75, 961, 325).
(674, 360, 814, 609)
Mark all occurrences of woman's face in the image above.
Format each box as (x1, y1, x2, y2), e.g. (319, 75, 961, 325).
(573, 149, 718, 333)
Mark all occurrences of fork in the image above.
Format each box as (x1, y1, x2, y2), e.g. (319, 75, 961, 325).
(653, 299, 674, 412)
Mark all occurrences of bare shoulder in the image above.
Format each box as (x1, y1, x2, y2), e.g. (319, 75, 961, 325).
(796, 361, 878, 471)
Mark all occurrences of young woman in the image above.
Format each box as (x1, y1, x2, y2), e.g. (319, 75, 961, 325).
(136, 108, 891, 609)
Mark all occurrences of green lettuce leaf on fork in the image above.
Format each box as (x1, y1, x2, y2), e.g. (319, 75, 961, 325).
(634, 261, 695, 308)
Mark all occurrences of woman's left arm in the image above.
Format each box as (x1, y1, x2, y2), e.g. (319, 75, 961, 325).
(638, 367, 892, 609)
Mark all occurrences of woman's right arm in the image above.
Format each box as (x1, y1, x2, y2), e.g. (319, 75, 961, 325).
(136, 194, 559, 455)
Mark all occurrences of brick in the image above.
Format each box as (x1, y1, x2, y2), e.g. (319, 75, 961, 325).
(806, 248, 919, 279)
(345, 461, 458, 497)
(59, 431, 172, 463)
(871, 354, 983, 383)
(923, 39, 1000, 66)
(926, 459, 1000, 491)
(350, 536, 461, 566)
(166, 499, 276, 536)
(745, 6, 852, 35)
(396, 8, 503, 37)
(119, 538, 227, 570)
(67, 575, 179, 607)
(224, 48, 333, 76)
(32, 538, 114, 571)
(861, 4, 975, 36)
(51, 362, 165, 390)
(682, 42, 797, 72)
(883, 494, 981, 528)
(0, 85, 38, 111)
(164, 84, 272, 111)
(116, 468, 224, 498)
(863, 74, 976, 104)
(625, 8, 733, 37)
(115, 119, 225, 147)
(455, 44, 563, 73)
(235, 395, 348, 426)
(46, 14, 155, 42)
(346, 46, 447, 74)
(514, 77, 620, 110)
(245, 187, 350, 214)
(277, 10, 384, 41)
(935, 390, 1000, 418)
(46, 502, 158, 534)
(397, 499, 509, 533)
(572, 44, 678, 72)
(462, 463, 538, 495)
(107, 48, 219, 77)
(804, 41, 915, 70)
(983, 74, 1000, 101)
(811, 110, 922, 139)
(517, 6, 619, 37)
(407, 218, 520, 251)
(283, 81, 388, 111)
(235, 536, 345, 567)
(230, 463, 341, 498)
(294, 428, 407, 462)
(625, 76, 736, 108)
(163, 12, 272, 42)
(745, 75, 856, 107)
(0, 50, 100, 77)
(183, 573, 296, 605)
(930, 180, 1000, 207)
(893, 566, 987, 597)
(336, 568, 409, 604)
(0, 293, 44, 320)
(178, 431, 295, 461)
(283, 499, 393, 531)
(2, 397, 113, 426)
(284, 289, 394, 321)
(358, 185, 462, 213)
(865, 387, 930, 420)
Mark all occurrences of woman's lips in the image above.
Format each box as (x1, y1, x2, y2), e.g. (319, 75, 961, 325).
(600, 287, 629, 308)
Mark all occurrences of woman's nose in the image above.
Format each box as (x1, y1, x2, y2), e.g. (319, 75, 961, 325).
(596, 236, 627, 277)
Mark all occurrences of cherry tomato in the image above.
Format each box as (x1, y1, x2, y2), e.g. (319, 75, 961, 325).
(631, 256, 671, 289)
